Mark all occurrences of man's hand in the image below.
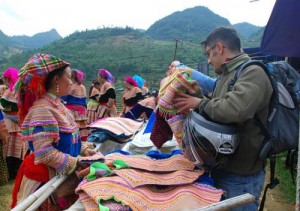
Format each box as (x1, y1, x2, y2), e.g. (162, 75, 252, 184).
(173, 92, 201, 113)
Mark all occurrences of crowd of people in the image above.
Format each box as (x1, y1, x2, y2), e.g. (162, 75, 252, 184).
(0, 26, 274, 210)
(0, 51, 158, 209)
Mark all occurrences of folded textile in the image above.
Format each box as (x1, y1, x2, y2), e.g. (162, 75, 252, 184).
(105, 153, 195, 172)
(88, 117, 144, 137)
(76, 176, 223, 211)
(114, 168, 204, 188)
(87, 129, 129, 144)
(145, 150, 182, 159)
(79, 191, 130, 211)
(78, 153, 105, 164)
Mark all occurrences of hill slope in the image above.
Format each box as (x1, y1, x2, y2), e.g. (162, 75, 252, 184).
(0, 6, 263, 87)
(233, 22, 263, 39)
(10, 29, 62, 50)
(146, 6, 231, 43)
(0, 27, 203, 89)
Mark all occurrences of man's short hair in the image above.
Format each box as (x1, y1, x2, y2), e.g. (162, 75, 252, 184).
(201, 26, 241, 53)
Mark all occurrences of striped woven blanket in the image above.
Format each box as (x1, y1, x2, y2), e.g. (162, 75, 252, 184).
(75, 153, 223, 211)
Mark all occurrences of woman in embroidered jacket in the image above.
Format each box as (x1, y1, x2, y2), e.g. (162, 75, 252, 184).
(86, 81, 101, 124)
(121, 76, 143, 115)
(96, 69, 117, 119)
(11, 53, 94, 210)
(0, 68, 27, 180)
(61, 69, 89, 141)
(123, 89, 158, 120)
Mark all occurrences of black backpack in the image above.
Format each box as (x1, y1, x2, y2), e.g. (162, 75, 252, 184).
(228, 60, 300, 211)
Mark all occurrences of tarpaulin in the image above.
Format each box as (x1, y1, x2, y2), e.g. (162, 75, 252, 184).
(260, 0, 300, 57)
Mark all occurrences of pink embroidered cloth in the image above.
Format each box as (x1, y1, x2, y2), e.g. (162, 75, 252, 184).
(76, 176, 223, 211)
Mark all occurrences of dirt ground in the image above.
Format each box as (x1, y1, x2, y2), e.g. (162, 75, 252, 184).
(262, 186, 294, 211)
(261, 168, 295, 211)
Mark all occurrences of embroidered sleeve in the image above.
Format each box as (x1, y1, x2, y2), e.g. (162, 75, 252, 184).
(22, 107, 77, 175)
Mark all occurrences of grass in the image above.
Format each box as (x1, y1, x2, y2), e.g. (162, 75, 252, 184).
(0, 180, 14, 211)
(275, 153, 296, 204)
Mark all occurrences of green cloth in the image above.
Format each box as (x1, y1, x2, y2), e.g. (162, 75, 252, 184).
(113, 160, 130, 170)
(98, 196, 125, 211)
(86, 162, 112, 181)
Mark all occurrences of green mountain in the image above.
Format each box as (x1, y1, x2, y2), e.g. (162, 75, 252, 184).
(10, 29, 62, 50)
(0, 30, 23, 59)
(248, 27, 265, 43)
(0, 29, 62, 60)
(233, 22, 262, 39)
(0, 6, 264, 89)
(0, 27, 203, 90)
(146, 6, 231, 43)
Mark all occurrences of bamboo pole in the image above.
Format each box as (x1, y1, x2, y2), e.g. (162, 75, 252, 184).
(296, 108, 300, 211)
(25, 175, 69, 211)
(195, 193, 255, 211)
(11, 176, 60, 211)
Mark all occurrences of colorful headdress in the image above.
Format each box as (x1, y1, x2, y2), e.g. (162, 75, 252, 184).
(3, 68, 19, 91)
(98, 69, 114, 84)
(133, 75, 145, 89)
(15, 53, 70, 124)
(124, 76, 137, 87)
(73, 69, 85, 84)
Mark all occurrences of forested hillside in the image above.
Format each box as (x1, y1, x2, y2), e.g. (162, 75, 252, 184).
(0, 6, 263, 91)
(146, 6, 231, 43)
(0, 30, 23, 58)
(0, 27, 204, 91)
(0, 29, 62, 60)
(10, 29, 62, 50)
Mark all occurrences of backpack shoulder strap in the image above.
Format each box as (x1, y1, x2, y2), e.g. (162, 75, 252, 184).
(259, 156, 280, 211)
(228, 60, 268, 92)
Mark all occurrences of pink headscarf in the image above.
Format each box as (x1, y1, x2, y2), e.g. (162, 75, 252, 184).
(73, 69, 85, 84)
(125, 76, 138, 87)
(3, 68, 19, 91)
(98, 69, 114, 84)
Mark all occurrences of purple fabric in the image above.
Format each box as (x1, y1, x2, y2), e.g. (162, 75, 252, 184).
(73, 69, 85, 84)
(98, 69, 114, 84)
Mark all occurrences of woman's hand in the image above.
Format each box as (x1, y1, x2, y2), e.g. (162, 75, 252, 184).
(81, 148, 96, 157)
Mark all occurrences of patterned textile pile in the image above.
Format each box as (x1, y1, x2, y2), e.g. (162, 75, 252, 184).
(87, 117, 144, 144)
(75, 153, 223, 211)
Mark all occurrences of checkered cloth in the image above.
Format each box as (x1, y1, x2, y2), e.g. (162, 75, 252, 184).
(15, 53, 70, 123)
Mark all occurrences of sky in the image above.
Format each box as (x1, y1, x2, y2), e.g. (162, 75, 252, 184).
(0, 0, 276, 37)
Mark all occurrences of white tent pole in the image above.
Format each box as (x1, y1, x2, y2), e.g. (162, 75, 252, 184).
(195, 193, 255, 211)
(25, 175, 69, 211)
(11, 176, 59, 211)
